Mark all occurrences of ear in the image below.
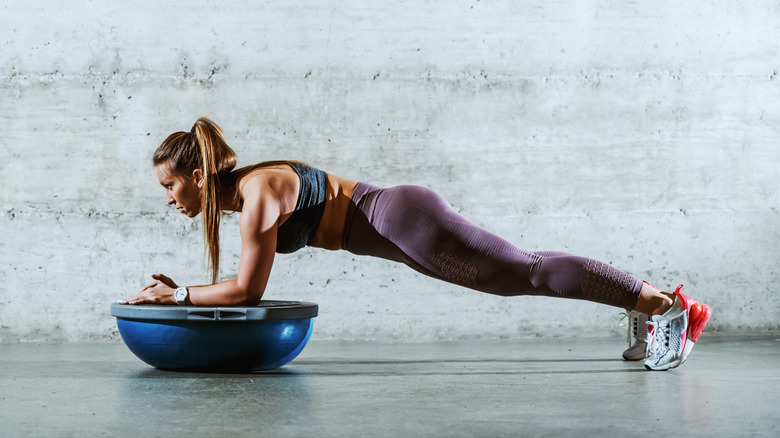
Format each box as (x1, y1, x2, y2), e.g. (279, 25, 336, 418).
(192, 169, 204, 188)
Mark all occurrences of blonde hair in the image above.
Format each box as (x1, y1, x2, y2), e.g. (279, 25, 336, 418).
(153, 117, 237, 284)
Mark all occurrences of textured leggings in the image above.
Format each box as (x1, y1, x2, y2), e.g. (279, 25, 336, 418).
(342, 183, 642, 309)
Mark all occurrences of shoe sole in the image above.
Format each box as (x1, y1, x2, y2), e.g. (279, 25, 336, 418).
(645, 360, 681, 371)
(680, 303, 712, 363)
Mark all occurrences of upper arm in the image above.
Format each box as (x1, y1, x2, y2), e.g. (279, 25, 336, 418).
(235, 177, 280, 303)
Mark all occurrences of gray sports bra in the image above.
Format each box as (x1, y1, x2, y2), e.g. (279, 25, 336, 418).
(275, 163, 328, 253)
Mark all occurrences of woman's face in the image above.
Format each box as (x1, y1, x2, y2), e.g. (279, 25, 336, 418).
(155, 162, 202, 217)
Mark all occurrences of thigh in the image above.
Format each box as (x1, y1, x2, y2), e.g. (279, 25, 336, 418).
(372, 185, 539, 292)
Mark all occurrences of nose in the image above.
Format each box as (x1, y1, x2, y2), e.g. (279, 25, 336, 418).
(166, 193, 175, 205)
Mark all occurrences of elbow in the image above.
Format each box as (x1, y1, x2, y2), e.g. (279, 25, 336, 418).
(241, 293, 264, 306)
(231, 284, 265, 306)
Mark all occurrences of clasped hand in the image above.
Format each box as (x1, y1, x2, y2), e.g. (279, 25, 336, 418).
(119, 274, 179, 305)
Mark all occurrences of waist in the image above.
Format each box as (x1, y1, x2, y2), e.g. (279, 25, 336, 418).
(341, 182, 383, 250)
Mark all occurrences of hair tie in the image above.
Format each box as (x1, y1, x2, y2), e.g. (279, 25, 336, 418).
(190, 125, 196, 134)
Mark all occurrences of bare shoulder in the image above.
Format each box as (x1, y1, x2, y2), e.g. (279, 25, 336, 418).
(236, 165, 299, 216)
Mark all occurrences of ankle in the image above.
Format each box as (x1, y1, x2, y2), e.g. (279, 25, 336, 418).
(633, 283, 675, 316)
(652, 293, 675, 315)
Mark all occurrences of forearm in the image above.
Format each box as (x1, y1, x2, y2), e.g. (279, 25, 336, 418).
(186, 278, 264, 306)
(182, 182, 277, 307)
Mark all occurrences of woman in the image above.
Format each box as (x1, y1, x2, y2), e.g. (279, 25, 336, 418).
(121, 117, 711, 371)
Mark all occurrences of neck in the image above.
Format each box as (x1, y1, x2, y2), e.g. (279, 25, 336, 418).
(218, 175, 241, 212)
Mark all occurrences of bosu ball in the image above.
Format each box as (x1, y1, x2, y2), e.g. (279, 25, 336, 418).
(111, 300, 318, 372)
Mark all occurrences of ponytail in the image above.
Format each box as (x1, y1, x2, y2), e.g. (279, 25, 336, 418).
(154, 117, 237, 284)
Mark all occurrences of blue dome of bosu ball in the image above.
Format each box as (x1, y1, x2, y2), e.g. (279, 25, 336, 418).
(111, 301, 318, 372)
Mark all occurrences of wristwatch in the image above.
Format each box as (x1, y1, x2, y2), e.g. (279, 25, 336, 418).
(174, 287, 189, 305)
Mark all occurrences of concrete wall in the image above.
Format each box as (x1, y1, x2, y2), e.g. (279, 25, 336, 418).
(1, 0, 778, 342)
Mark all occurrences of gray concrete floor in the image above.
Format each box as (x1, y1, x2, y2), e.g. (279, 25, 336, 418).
(1, 336, 778, 437)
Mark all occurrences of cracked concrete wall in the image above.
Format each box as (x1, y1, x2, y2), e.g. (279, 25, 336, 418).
(1, 0, 778, 342)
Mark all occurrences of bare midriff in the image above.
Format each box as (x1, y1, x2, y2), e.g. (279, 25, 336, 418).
(308, 174, 358, 250)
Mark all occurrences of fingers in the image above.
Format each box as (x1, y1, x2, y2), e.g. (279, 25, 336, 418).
(141, 280, 161, 291)
(151, 273, 178, 288)
(119, 279, 177, 305)
(118, 280, 159, 304)
(120, 298, 152, 305)
(119, 289, 146, 304)
(118, 296, 137, 305)
(118, 293, 160, 305)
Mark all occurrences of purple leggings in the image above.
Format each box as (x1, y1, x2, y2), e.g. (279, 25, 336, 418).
(342, 183, 642, 309)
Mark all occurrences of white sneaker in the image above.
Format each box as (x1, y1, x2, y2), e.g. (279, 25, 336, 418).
(622, 311, 649, 361)
(644, 285, 712, 371)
